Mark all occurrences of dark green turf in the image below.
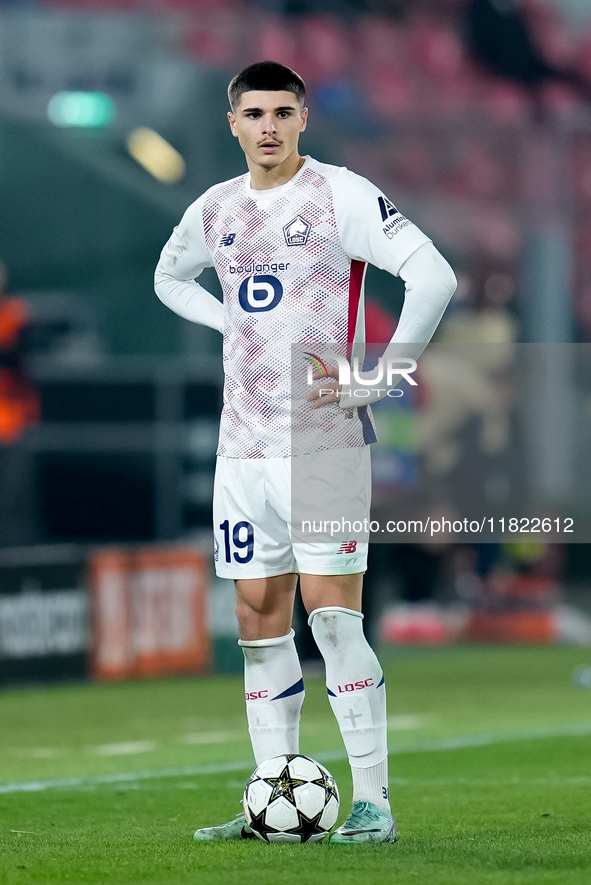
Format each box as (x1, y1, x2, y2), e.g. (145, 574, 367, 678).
(1, 646, 590, 884)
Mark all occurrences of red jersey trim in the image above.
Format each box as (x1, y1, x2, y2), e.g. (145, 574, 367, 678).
(347, 259, 366, 360)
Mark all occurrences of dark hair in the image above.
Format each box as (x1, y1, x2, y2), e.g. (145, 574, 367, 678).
(228, 61, 306, 111)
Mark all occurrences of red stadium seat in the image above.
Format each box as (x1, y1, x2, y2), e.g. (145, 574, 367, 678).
(297, 15, 352, 81)
(257, 19, 298, 72)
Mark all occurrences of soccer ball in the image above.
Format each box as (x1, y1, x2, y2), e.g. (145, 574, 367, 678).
(243, 754, 340, 844)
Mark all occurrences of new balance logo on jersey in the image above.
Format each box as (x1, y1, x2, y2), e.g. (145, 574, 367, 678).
(378, 196, 399, 222)
(283, 215, 311, 246)
(337, 540, 358, 554)
(220, 233, 236, 246)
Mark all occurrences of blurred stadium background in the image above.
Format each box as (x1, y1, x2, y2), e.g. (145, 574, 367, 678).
(2, 0, 591, 689)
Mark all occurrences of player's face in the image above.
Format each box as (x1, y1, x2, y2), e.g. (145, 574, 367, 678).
(228, 90, 308, 172)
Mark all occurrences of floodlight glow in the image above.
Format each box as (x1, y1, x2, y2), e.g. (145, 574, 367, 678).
(48, 92, 115, 127)
(126, 127, 186, 184)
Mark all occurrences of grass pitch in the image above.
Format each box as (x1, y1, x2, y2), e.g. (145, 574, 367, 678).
(1, 645, 590, 885)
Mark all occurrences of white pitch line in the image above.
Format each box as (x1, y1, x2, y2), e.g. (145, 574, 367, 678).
(180, 732, 242, 746)
(10, 747, 63, 760)
(387, 714, 427, 731)
(0, 758, 256, 796)
(403, 720, 591, 751)
(88, 741, 157, 757)
(388, 776, 591, 787)
(1, 721, 590, 796)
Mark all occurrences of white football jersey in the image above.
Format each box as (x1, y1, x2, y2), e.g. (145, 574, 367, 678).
(156, 157, 431, 458)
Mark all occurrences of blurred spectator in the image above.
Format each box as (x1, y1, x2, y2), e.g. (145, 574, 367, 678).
(0, 261, 40, 545)
(0, 262, 39, 446)
(465, 0, 591, 110)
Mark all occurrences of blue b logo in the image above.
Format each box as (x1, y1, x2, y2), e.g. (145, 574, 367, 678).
(238, 275, 283, 312)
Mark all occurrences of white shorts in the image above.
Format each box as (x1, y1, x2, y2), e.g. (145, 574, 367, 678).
(212, 447, 371, 580)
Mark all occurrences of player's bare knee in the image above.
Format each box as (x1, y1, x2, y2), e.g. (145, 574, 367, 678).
(235, 598, 262, 636)
(235, 587, 280, 618)
(235, 595, 293, 640)
(300, 573, 363, 617)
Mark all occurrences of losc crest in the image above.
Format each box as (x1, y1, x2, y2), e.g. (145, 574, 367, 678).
(283, 215, 311, 246)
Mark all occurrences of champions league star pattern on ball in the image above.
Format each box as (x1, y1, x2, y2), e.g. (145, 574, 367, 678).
(156, 156, 430, 459)
(242, 754, 340, 844)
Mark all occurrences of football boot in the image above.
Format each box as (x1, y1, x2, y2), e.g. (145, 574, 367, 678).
(193, 812, 255, 842)
(328, 801, 397, 844)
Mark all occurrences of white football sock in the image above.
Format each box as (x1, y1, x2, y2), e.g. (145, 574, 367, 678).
(309, 607, 391, 813)
(239, 629, 305, 766)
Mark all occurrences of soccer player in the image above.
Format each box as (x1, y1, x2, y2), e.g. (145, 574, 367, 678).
(155, 61, 456, 844)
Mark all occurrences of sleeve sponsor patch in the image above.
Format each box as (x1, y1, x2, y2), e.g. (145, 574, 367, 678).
(377, 195, 399, 221)
(378, 195, 411, 239)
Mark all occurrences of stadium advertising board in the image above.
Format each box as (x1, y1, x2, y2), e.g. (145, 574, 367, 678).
(90, 547, 210, 681)
(0, 545, 88, 686)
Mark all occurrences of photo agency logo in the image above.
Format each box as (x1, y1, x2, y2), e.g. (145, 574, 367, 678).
(303, 352, 418, 400)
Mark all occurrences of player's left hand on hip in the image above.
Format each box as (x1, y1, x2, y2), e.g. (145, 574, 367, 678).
(306, 367, 342, 408)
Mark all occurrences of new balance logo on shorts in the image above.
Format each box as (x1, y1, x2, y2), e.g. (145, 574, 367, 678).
(337, 540, 357, 554)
